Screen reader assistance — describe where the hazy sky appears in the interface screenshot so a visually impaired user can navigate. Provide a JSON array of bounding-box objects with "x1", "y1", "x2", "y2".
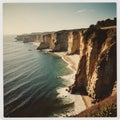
[{"x1": 3, "y1": 3, "x2": 116, "y2": 35}]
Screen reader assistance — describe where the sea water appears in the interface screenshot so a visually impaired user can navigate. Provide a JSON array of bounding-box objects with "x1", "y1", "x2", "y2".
[{"x1": 3, "y1": 35, "x2": 78, "y2": 117}]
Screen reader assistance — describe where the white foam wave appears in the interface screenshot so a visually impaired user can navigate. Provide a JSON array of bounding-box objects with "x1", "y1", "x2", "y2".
[
  {"x1": 60, "y1": 55, "x2": 75, "y2": 73},
  {"x1": 59, "y1": 73, "x2": 75, "y2": 85},
  {"x1": 56, "y1": 87, "x2": 86, "y2": 116}
]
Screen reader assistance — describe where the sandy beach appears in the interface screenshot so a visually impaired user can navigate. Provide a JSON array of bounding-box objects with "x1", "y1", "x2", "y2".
[
  {"x1": 54, "y1": 52, "x2": 79, "y2": 72},
  {"x1": 54, "y1": 52, "x2": 93, "y2": 114}
]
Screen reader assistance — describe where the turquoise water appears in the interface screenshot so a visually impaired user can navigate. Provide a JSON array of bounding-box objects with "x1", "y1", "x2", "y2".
[{"x1": 3, "y1": 35, "x2": 73, "y2": 117}]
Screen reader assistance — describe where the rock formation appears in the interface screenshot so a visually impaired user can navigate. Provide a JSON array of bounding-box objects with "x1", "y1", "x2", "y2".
[
  {"x1": 67, "y1": 29, "x2": 86, "y2": 54},
  {"x1": 37, "y1": 30, "x2": 69, "y2": 52},
  {"x1": 71, "y1": 25, "x2": 116, "y2": 101},
  {"x1": 15, "y1": 34, "x2": 41, "y2": 43},
  {"x1": 37, "y1": 32, "x2": 56, "y2": 50},
  {"x1": 52, "y1": 30, "x2": 69, "y2": 52},
  {"x1": 34, "y1": 34, "x2": 42, "y2": 43}
]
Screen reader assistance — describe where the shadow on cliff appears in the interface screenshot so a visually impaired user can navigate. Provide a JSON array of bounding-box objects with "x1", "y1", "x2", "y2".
[{"x1": 68, "y1": 85, "x2": 88, "y2": 96}]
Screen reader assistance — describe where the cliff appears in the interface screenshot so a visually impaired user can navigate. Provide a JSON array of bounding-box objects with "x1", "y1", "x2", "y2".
[
  {"x1": 37, "y1": 23, "x2": 116, "y2": 102},
  {"x1": 15, "y1": 32, "x2": 52, "y2": 43},
  {"x1": 37, "y1": 29, "x2": 86, "y2": 53},
  {"x1": 15, "y1": 34, "x2": 41, "y2": 43},
  {"x1": 67, "y1": 29, "x2": 86, "y2": 54},
  {"x1": 16, "y1": 29, "x2": 85, "y2": 53},
  {"x1": 16, "y1": 18, "x2": 117, "y2": 103},
  {"x1": 37, "y1": 32, "x2": 55, "y2": 50},
  {"x1": 67, "y1": 30, "x2": 80, "y2": 54},
  {"x1": 37, "y1": 30, "x2": 69, "y2": 51},
  {"x1": 52, "y1": 30, "x2": 69, "y2": 52},
  {"x1": 70, "y1": 25, "x2": 116, "y2": 102}
]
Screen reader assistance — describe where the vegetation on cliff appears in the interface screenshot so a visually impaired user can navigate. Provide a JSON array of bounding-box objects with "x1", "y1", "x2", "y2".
[
  {"x1": 96, "y1": 17, "x2": 116, "y2": 28},
  {"x1": 71, "y1": 94, "x2": 117, "y2": 117}
]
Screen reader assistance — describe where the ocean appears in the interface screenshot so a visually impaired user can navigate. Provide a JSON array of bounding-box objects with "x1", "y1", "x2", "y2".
[
  {"x1": 3, "y1": 35, "x2": 79, "y2": 117},
  {"x1": 3, "y1": 36, "x2": 73, "y2": 117}
]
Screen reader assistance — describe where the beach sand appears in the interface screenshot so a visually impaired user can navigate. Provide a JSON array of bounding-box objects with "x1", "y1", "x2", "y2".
[{"x1": 54, "y1": 52, "x2": 79, "y2": 72}]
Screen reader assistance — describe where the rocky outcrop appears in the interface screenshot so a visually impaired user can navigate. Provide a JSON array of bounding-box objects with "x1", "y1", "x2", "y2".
[
  {"x1": 37, "y1": 30, "x2": 69, "y2": 52},
  {"x1": 15, "y1": 32, "x2": 52, "y2": 43},
  {"x1": 52, "y1": 30, "x2": 69, "y2": 52},
  {"x1": 67, "y1": 30, "x2": 80, "y2": 54},
  {"x1": 15, "y1": 34, "x2": 41, "y2": 43},
  {"x1": 37, "y1": 32, "x2": 56, "y2": 50},
  {"x1": 96, "y1": 17, "x2": 116, "y2": 28},
  {"x1": 71, "y1": 25, "x2": 116, "y2": 101},
  {"x1": 37, "y1": 29, "x2": 86, "y2": 53},
  {"x1": 67, "y1": 29, "x2": 86, "y2": 54},
  {"x1": 34, "y1": 34, "x2": 42, "y2": 43}
]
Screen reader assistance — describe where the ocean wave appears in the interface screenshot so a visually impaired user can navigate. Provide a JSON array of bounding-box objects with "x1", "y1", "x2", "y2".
[
  {"x1": 5, "y1": 79, "x2": 48, "y2": 107},
  {"x1": 4, "y1": 80, "x2": 34, "y2": 97},
  {"x1": 4, "y1": 61, "x2": 43, "y2": 86},
  {"x1": 56, "y1": 87, "x2": 86, "y2": 116},
  {"x1": 4, "y1": 72, "x2": 49, "y2": 98},
  {"x1": 4, "y1": 36, "x2": 77, "y2": 117},
  {"x1": 4, "y1": 81, "x2": 51, "y2": 116},
  {"x1": 4, "y1": 54, "x2": 38, "y2": 70},
  {"x1": 58, "y1": 73, "x2": 75, "y2": 85}
]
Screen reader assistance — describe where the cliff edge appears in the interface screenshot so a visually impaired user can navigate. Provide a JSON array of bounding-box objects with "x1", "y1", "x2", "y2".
[{"x1": 70, "y1": 25, "x2": 116, "y2": 103}]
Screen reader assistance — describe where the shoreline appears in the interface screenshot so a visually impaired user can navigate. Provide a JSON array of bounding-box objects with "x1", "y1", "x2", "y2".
[
  {"x1": 54, "y1": 52, "x2": 78, "y2": 72},
  {"x1": 33, "y1": 43, "x2": 93, "y2": 114},
  {"x1": 54, "y1": 52, "x2": 94, "y2": 110}
]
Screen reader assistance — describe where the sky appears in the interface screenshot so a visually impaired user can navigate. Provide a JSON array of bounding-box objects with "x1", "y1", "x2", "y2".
[{"x1": 3, "y1": 3, "x2": 116, "y2": 35}]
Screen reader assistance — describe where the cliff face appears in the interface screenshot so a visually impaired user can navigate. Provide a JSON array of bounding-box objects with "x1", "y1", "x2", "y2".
[
  {"x1": 38, "y1": 30, "x2": 69, "y2": 52},
  {"x1": 52, "y1": 30, "x2": 69, "y2": 52},
  {"x1": 67, "y1": 31, "x2": 80, "y2": 54},
  {"x1": 38, "y1": 34, "x2": 52, "y2": 50},
  {"x1": 67, "y1": 29, "x2": 86, "y2": 54},
  {"x1": 15, "y1": 32, "x2": 52, "y2": 44},
  {"x1": 37, "y1": 33, "x2": 56, "y2": 50},
  {"x1": 15, "y1": 34, "x2": 41, "y2": 43},
  {"x1": 34, "y1": 34, "x2": 42, "y2": 43},
  {"x1": 71, "y1": 26, "x2": 116, "y2": 100}
]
